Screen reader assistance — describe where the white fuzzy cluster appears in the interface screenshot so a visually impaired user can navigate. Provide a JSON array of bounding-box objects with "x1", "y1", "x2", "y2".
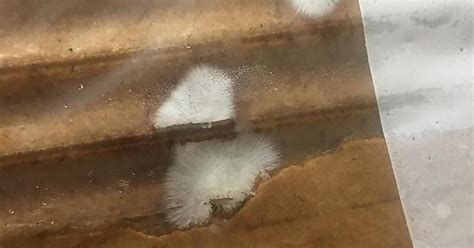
[
  {"x1": 153, "y1": 65, "x2": 235, "y2": 128},
  {"x1": 291, "y1": 0, "x2": 340, "y2": 18},
  {"x1": 164, "y1": 134, "x2": 280, "y2": 228},
  {"x1": 155, "y1": 64, "x2": 281, "y2": 229}
]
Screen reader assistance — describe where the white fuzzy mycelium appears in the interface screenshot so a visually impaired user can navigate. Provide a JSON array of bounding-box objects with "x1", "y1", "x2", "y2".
[
  {"x1": 164, "y1": 134, "x2": 280, "y2": 229},
  {"x1": 153, "y1": 65, "x2": 235, "y2": 128},
  {"x1": 290, "y1": 0, "x2": 340, "y2": 18}
]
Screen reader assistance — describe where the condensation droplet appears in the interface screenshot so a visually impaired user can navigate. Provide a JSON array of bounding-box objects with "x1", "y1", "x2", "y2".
[
  {"x1": 78, "y1": 84, "x2": 84, "y2": 90},
  {"x1": 8, "y1": 209, "x2": 15, "y2": 214},
  {"x1": 436, "y1": 203, "x2": 452, "y2": 218}
]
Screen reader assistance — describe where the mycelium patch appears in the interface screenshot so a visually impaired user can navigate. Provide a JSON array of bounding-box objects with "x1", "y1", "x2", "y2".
[
  {"x1": 290, "y1": 0, "x2": 340, "y2": 18},
  {"x1": 153, "y1": 65, "x2": 235, "y2": 128},
  {"x1": 164, "y1": 134, "x2": 280, "y2": 229}
]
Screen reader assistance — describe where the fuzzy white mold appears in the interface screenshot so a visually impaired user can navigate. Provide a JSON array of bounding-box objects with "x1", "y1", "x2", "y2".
[
  {"x1": 290, "y1": 0, "x2": 340, "y2": 18},
  {"x1": 164, "y1": 134, "x2": 280, "y2": 229},
  {"x1": 153, "y1": 65, "x2": 235, "y2": 128}
]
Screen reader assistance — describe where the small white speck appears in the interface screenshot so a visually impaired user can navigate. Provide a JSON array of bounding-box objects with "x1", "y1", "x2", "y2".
[
  {"x1": 8, "y1": 209, "x2": 15, "y2": 214},
  {"x1": 274, "y1": 87, "x2": 279, "y2": 91},
  {"x1": 64, "y1": 104, "x2": 69, "y2": 108},
  {"x1": 201, "y1": 122, "x2": 213, "y2": 129},
  {"x1": 50, "y1": 220, "x2": 55, "y2": 225},
  {"x1": 78, "y1": 84, "x2": 84, "y2": 90},
  {"x1": 41, "y1": 202, "x2": 47, "y2": 206}
]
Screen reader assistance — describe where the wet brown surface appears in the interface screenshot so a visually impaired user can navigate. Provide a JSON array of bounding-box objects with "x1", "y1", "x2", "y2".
[
  {"x1": 2, "y1": 138, "x2": 412, "y2": 247},
  {"x1": 0, "y1": 0, "x2": 412, "y2": 247},
  {"x1": 0, "y1": 0, "x2": 370, "y2": 164},
  {"x1": 0, "y1": 107, "x2": 382, "y2": 242},
  {"x1": 96, "y1": 138, "x2": 411, "y2": 248}
]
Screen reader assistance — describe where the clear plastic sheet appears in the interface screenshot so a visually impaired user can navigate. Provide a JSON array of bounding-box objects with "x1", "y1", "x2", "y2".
[{"x1": 360, "y1": 0, "x2": 473, "y2": 247}]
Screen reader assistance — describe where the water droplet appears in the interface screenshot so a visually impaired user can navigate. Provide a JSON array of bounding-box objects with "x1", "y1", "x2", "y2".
[
  {"x1": 78, "y1": 84, "x2": 84, "y2": 90},
  {"x1": 186, "y1": 44, "x2": 191, "y2": 49},
  {"x1": 274, "y1": 87, "x2": 279, "y2": 91},
  {"x1": 41, "y1": 202, "x2": 47, "y2": 206},
  {"x1": 117, "y1": 179, "x2": 129, "y2": 189},
  {"x1": 50, "y1": 220, "x2": 55, "y2": 225},
  {"x1": 64, "y1": 104, "x2": 69, "y2": 108},
  {"x1": 8, "y1": 209, "x2": 15, "y2": 214},
  {"x1": 436, "y1": 203, "x2": 452, "y2": 218},
  {"x1": 35, "y1": 185, "x2": 40, "y2": 189}
]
